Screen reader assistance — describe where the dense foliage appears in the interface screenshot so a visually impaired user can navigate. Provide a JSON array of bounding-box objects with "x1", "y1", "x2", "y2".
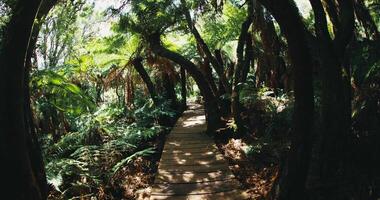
[{"x1": 0, "y1": 0, "x2": 379, "y2": 199}]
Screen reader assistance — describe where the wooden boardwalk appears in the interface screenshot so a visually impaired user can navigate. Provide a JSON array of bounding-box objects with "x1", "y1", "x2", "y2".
[{"x1": 150, "y1": 104, "x2": 248, "y2": 200}]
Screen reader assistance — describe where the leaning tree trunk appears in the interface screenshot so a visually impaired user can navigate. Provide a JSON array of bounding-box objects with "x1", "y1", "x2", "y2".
[
  {"x1": 181, "y1": 0, "x2": 231, "y2": 95},
  {"x1": 147, "y1": 34, "x2": 221, "y2": 131},
  {"x1": 200, "y1": 58, "x2": 220, "y2": 97},
  {"x1": 0, "y1": 0, "x2": 51, "y2": 199},
  {"x1": 132, "y1": 57, "x2": 160, "y2": 106},
  {"x1": 231, "y1": 0, "x2": 253, "y2": 135},
  {"x1": 257, "y1": 1, "x2": 315, "y2": 199}
]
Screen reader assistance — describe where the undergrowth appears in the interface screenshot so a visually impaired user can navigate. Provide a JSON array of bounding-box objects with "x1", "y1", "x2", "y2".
[{"x1": 40, "y1": 100, "x2": 177, "y2": 199}]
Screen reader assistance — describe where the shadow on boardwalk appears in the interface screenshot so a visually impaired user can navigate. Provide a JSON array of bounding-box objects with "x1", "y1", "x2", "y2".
[{"x1": 150, "y1": 103, "x2": 248, "y2": 200}]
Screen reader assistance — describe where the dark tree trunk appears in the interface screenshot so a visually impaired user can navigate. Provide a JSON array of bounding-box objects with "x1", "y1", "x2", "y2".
[
  {"x1": 23, "y1": 2, "x2": 59, "y2": 198},
  {"x1": 181, "y1": 0, "x2": 230, "y2": 95},
  {"x1": 147, "y1": 34, "x2": 221, "y2": 131},
  {"x1": 132, "y1": 57, "x2": 160, "y2": 106},
  {"x1": 214, "y1": 49, "x2": 229, "y2": 94},
  {"x1": 231, "y1": 0, "x2": 254, "y2": 134},
  {"x1": 309, "y1": 0, "x2": 355, "y2": 196},
  {"x1": 257, "y1": 1, "x2": 315, "y2": 199},
  {"x1": 0, "y1": 0, "x2": 50, "y2": 199},
  {"x1": 241, "y1": 33, "x2": 254, "y2": 83},
  {"x1": 162, "y1": 71, "x2": 178, "y2": 110},
  {"x1": 180, "y1": 67, "x2": 187, "y2": 109},
  {"x1": 200, "y1": 58, "x2": 219, "y2": 97}
]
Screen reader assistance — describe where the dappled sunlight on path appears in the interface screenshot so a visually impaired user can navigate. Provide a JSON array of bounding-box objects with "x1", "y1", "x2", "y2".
[{"x1": 150, "y1": 103, "x2": 249, "y2": 200}]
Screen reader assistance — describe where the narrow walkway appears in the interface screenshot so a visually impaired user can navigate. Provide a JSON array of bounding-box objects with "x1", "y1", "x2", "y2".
[{"x1": 150, "y1": 104, "x2": 248, "y2": 200}]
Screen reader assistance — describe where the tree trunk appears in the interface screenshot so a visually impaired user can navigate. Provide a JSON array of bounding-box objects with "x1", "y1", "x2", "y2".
[
  {"x1": 147, "y1": 34, "x2": 221, "y2": 131},
  {"x1": 200, "y1": 58, "x2": 219, "y2": 97},
  {"x1": 257, "y1": 1, "x2": 315, "y2": 199},
  {"x1": 180, "y1": 67, "x2": 187, "y2": 109},
  {"x1": 309, "y1": 0, "x2": 355, "y2": 196},
  {"x1": 0, "y1": 0, "x2": 49, "y2": 199},
  {"x1": 214, "y1": 49, "x2": 229, "y2": 94},
  {"x1": 255, "y1": 3, "x2": 287, "y2": 90},
  {"x1": 132, "y1": 57, "x2": 160, "y2": 106},
  {"x1": 23, "y1": 3, "x2": 59, "y2": 198},
  {"x1": 231, "y1": 1, "x2": 253, "y2": 135},
  {"x1": 241, "y1": 33, "x2": 254, "y2": 83},
  {"x1": 162, "y1": 71, "x2": 178, "y2": 110},
  {"x1": 124, "y1": 76, "x2": 134, "y2": 109},
  {"x1": 181, "y1": 0, "x2": 231, "y2": 95}
]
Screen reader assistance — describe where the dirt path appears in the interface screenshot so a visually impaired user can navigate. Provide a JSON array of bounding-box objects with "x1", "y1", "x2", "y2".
[{"x1": 150, "y1": 104, "x2": 248, "y2": 200}]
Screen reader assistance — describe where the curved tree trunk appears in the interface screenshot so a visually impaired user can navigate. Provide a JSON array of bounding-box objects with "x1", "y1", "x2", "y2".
[
  {"x1": 0, "y1": 0, "x2": 50, "y2": 199},
  {"x1": 132, "y1": 57, "x2": 160, "y2": 106},
  {"x1": 23, "y1": 2, "x2": 59, "y2": 198},
  {"x1": 147, "y1": 34, "x2": 221, "y2": 131},
  {"x1": 181, "y1": 0, "x2": 230, "y2": 95}
]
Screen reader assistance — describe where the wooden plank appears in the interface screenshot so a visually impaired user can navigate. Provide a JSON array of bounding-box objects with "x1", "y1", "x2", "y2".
[
  {"x1": 166, "y1": 135, "x2": 210, "y2": 140},
  {"x1": 151, "y1": 179, "x2": 241, "y2": 196},
  {"x1": 165, "y1": 140, "x2": 213, "y2": 145},
  {"x1": 163, "y1": 145, "x2": 214, "y2": 150},
  {"x1": 168, "y1": 132, "x2": 206, "y2": 135},
  {"x1": 164, "y1": 142, "x2": 216, "y2": 149},
  {"x1": 150, "y1": 189, "x2": 249, "y2": 200},
  {"x1": 160, "y1": 151, "x2": 220, "y2": 158},
  {"x1": 160, "y1": 151, "x2": 223, "y2": 161},
  {"x1": 160, "y1": 153, "x2": 225, "y2": 163},
  {"x1": 165, "y1": 136, "x2": 210, "y2": 140},
  {"x1": 163, "y1": 147, "x2": 218, "y2": 153},
  {"x1": 161, "y1": 151, "x2": 221, "y2": 159},
  {"x1": 157, "y1": 163, "x2": 230, "y2": 173},
  {"x1": 154, "y1": 171, "x2": 235, "y2": 184},
  {"x1": 164, "y1": 139, "x2": 214, "y2": 144},
  {"x1": 159, "y1": 158, "x2": 227, "y2": 167},
  {"x1": 163, "y1": 145, "x2": 217, "y2": 152}
]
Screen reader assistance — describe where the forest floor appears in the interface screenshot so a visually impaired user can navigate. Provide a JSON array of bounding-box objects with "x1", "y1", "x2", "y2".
[{"x1": 214, "y1": 136, "x2": 278, "y2": 199}]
